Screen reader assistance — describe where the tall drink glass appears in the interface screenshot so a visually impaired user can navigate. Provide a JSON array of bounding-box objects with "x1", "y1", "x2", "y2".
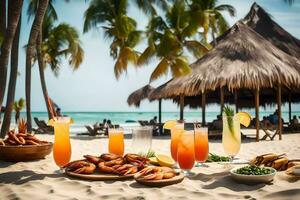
[
  {"x1": 170, "y1": 123, "x2": 184, "y2": 164},
  {"x1": 51, "y1": 117, "x2": 72, "y2": 171},
  {"x1": 222, "y1": 115, "x2": 241, "y2": 162},
  {"x1": 131, "y1": 126, "x2": 152, "y2": 154},
  {"x1": 194, "y1": 127, "x2": 209, "y2": 166},
  {"x1": 177, "y1": 130, "x2": 195, "y2": 176},
  {"x1": 108, "y1": 128, "x2": 124, "y2": 156}
]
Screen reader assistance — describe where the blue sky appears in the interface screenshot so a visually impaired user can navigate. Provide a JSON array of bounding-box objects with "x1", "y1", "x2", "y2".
[{"x1": 5, "y1": 0, "x2": 300, "y2": 112}]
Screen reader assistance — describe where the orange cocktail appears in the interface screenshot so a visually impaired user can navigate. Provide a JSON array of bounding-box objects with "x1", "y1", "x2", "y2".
[
  {"x1": 194, "y1": 127, "x2": 209, "y2": 166},
  {"x1": 108, "y1": 129, "x2": 124, "y2": 156},
  {"x1": 170, "y1": 123, "x2": 184, "y2": 162},
  {"x1": 177, "y1": 130, "x2": 195, "y2": 175},
  {"x1": 51, "y1": 117, "x2": 72, "y2": 169}
]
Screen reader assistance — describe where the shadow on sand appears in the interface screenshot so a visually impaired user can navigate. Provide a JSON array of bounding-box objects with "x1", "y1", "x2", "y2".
[
  {"x1": 0, "y1": 170, "x2": 64, "y2": 185},
  {"x1": 189, "y1": 171, "x2": 269, "y2": 191}
]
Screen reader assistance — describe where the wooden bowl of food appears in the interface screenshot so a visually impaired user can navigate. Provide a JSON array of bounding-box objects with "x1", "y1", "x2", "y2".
[{"x1": 0, "y1": 142, "x2": 53, "y2": 162}]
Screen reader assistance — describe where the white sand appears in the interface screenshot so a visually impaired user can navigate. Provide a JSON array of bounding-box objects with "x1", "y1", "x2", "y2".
[{"x1": 0, "y1": 134, "x2": 300, "y2": 200}]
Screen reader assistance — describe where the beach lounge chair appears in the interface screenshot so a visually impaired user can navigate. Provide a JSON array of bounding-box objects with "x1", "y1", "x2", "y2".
[
  {"x1": 33, "y1": 117, "x2": 54, "y2": 134},
  {"x1": 260, "y1": 122, "x2": 282, "y2": 140},
  {"x1": 84, "y1": 125, "x2": 99, "y2": 136}
]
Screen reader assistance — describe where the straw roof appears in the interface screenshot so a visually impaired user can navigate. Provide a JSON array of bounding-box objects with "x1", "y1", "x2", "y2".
[
  {"x1": 172, "y1": 87, "x2": 300, "y2": 109},
  {"x1": 243, "y1": 3, "x2": 300, "y2": 59},
  {"x1": 127, "y1": 85, "x2": 155, "y2": 107},
  {"x1": 149, "y1": 22, "x2": 300, "y2": 99}
]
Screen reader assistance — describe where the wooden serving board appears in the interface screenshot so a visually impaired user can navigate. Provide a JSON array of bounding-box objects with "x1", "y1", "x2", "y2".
[
  {"x1": 134, "y1": 173, "x2": 184, "y2": 187},
  {"x1": 65, "y1": 169, "x2": 134, "y2": 181}
]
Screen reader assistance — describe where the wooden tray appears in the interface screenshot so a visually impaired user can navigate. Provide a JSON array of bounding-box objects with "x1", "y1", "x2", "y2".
[
  {"x1": 0, "y1": 143, "x2": 53, "y2": 162},
  {"x1": 134, "y1": 173, "x2": 184, "y2": 187},
  {"x1": 65, "y1": 168, "x2": 134, "y2": 181}
]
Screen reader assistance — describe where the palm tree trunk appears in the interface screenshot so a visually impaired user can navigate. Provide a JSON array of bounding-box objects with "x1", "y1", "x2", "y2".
[
  {"x1": 0, "y1": 13, "x2": 21, "y2": 138},
  {"x1": 0, "y1": 0, "x2": 6, "y2": 40},
  {"x1": 36, "y1": 31, "x2": 55, "y2": 120},
  {"x1": 0, "y1": 0, "x2": 23, "y2": 111},
  {"x1": 25, "y1": 0, "x2": 49, "y2": 132}
]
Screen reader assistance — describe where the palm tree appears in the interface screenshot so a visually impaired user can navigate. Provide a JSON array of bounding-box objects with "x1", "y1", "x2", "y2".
[
  {"x1": 83, "y1": 0, "x2": 141, "y2": 79},
  {"x1": 188, "y1": 0, "x2": 236, "y2": 44},
  {"x1": 13, "y1": 98, "x2": 25, "y2": 124},
  {"x1": 0, "y1": 3, "x2": 22, "y2": 137},
  {"x1": 25, "y1": 0, "x2": 49, "y2": 133},
  {"x1": 138, "y1": 0, "x2": 209, "y2": 81},
  {"x1": 0, "y1": 0, "x2": 23, "y2": 117},
  {"x1": 28, "y1": 0, "x2": 84, "y2": 120}
]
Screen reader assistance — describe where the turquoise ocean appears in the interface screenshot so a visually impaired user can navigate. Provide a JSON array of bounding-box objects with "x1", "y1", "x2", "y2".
[{"x1": 12, "y1": 111, "x2": 300, "y2": 134}]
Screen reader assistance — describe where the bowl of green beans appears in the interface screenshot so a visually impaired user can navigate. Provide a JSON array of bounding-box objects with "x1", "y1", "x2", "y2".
[{"x1": 230, "y1": 165, "x2": 276, "y2": 184}]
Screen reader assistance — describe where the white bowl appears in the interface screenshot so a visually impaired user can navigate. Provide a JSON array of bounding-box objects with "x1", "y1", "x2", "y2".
[{"x1": 230, "y1": 166, "x2": 276, "y2": 184}]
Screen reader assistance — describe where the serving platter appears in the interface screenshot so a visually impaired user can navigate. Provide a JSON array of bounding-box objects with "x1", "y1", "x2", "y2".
[
  {"x1": 65, "y1": 168, "x2": 134, "y2": 181},
  {"x1": 134, "y1": 172, "x2": 184, "y2": 187}
]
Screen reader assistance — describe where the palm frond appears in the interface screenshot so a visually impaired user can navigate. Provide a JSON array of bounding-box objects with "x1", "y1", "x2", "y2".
[
  {"x1": 170, "y1": 57, "x2": 191, "y2": 77},
  {"x1": 133, "y1": 0, "x2": 157, "y2": 16},
  {"x1": 27, "y1": 0, "x2": 57, "y2": 22},
  {"x1": 184, "y1": 40, "x2": 209, "y2": 58},
  {"x1": 150, "y1": 58, "x2": 169, "y2": 82},
  {"x1": 126, "y1": 30, "x2": 142, "y2": 47},
  {"x1": 215, "y1": 4, "x2": 236, "y2": 17},
  {"x1": 114, "y1": 46, "x2": 138, "y2": 79},
  {"x1": 137, "y1": 44, "x2": 156, "y2": 66}
]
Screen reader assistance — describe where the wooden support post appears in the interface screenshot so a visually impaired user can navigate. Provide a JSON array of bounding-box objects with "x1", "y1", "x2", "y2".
[
  {"x1": 288, "y1": 92, "x2": 292, "y2": 123},
  {"x1": 201, "y1": 91, "x2": 206, "y2": 126},
  {"x1": 234, "y1": 90, "x2": 238, "y2": 113},
  {"x1": 255, "y1": 88, "x2": 260, "y2": 142},
  {"x1": 220, "y1": 87, "x2": 224, "y2": 114},
  {"x1": 158, "y1": 99, "x2": 162, "y2": 135},
  {"x1": 277, "y1": 85, "x2": 282, "y2": 140},
  {"x1": 180, "y1": 95, "x2": 184, "y2": 121}
]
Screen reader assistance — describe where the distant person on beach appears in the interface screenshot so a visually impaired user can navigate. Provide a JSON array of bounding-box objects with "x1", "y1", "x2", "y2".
[
  {"x1": 262, "y1": 116, "x2": 272, "y2": 128},
  {"x1": 102, "y1": 119, "x2": 107, "y2": 126},
  {"x1": 212, "y1": 115, "x2": 222, "y2": 129},
  {"x1": 150, "y1": 116, "x2": 157, "y2": 124},
  {"x1": 292, "y1": 115, "x2": 299, "y2": 125},
  {"x1": 56, "y1": 108, "x2": 62, "y2": 117},
  {"x1": 107, "y1": 120, "x2": 112, "y2": 127}
]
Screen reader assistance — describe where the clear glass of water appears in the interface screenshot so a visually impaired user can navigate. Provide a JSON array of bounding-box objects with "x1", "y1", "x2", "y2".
[{"x1": 131, "y1": 126, "x2": 153, "y2": 154}]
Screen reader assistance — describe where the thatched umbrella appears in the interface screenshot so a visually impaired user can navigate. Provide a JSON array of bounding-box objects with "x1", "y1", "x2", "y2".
[
  {"x1": 150, "y1": 22, "x2": 300, "y2": 141},
  {"x1": 127, "y1": 85, "x2": 155, "y2": 107},
  {"x1": 127, "y1": 85, "x2": 163, "y2": 134}
]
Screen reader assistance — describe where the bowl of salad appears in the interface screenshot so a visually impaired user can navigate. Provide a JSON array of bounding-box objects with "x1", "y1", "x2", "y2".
[{"x1": 230, "y1": 165, "x2": 276, "y2": 184}]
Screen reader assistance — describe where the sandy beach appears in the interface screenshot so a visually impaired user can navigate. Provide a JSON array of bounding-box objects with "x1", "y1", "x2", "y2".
[{"x1": 0, "y1": 134, "x2": 299, "y2": 200}]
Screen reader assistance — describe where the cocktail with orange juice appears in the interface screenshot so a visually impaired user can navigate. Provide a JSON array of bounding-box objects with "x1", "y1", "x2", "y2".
[
  {"x1": 194, "y1": 126, "x2": 209, "y2": 166},
  {"x1": 170, "y1": 123, "x2": 184, "y2": 163},
  {"x1": 108, "y1": 128, "x2": 124, "y2": 156},
  {"x1": 48, "y1": 117, "x2": 73, "y2": 171},
  {"x1": 177, "y1": 130, "x2": 195, "y2": 176}
]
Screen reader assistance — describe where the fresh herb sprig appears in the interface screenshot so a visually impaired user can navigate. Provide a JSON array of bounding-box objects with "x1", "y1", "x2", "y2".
[
  {"x1": 138, "y1": 150, "x2": 156, "y2": 158},
  {"x1": 206, "y1": 153, "x2": 230, "y2": 162},
  {"x1": 235, "y1": 166, "x2": 274, "y2": 175}
]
